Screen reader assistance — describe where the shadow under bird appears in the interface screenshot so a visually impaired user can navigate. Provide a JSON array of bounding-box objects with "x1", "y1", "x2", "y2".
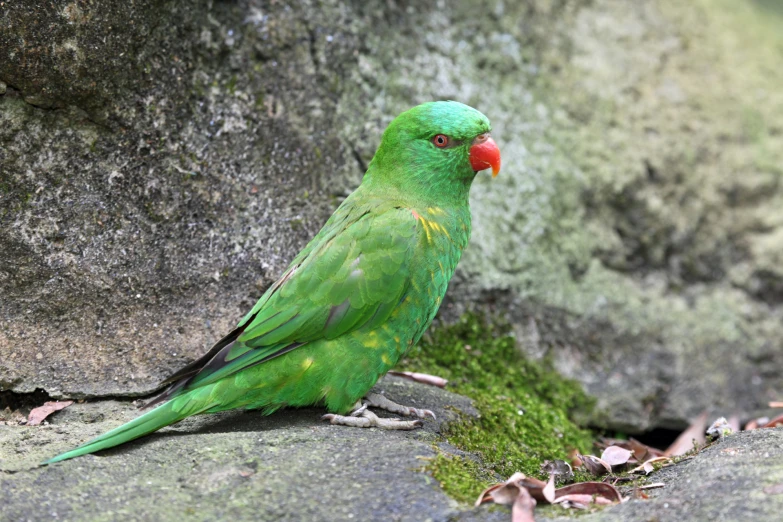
[{"x1": 45, "y1": 100, "x2": 501, "y2": 464}]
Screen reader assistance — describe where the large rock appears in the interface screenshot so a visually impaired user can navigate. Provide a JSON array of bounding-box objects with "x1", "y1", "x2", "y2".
[
  {"x1": 2, "y1": 0, "x2": 782, "y2": 432},
  {"x1": 0, "y1": 376, "x2": 474, "y2": 521},
  {"x1": 458, "y1": 427, "x2": 783, "y2": 522},
  {"x1": 3, "y1": 379, "x2": 782, "y2": 522}
]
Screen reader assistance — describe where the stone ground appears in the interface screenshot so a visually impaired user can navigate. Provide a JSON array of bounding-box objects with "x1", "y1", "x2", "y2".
[
  {"x1": 0, "y1": 376, "x2": 473, "y2": 522},
  {"x1": 3, "y1": 0, "x2": 783, "y2": 435},
  {"x1": 3, "y1": 1, "x2": 783, "y2": 520},
  {"x1": 3, "y1": 376, "x2": 782, "y2": 522}
]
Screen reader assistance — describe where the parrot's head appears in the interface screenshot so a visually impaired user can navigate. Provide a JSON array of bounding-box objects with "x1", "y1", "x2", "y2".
[{"x1": 366, "y1": 101, "x2": 501, "y2": 203}]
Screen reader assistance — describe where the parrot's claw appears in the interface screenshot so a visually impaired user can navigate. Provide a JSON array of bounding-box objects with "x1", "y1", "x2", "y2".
[
  {"x1": 321, "y1": 393, "x2": 435, "y2": 430},
  {"x1": 322, "y1": 409, "x2": 423, "y2": 430},
  {"x1": 363, "y1": 393, "x2": 436, "y2": 420},
  {"x1": 350, "y1": 402, "x2": 368, "y2": 417}
]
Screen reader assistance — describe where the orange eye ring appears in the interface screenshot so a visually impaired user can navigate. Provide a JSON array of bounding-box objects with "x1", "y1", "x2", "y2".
[{"x1": 432, "y1": 134, "x2": 449, "y2": 148}]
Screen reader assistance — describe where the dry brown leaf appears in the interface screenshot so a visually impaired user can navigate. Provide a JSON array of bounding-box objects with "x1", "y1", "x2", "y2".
[
  {"x1": 761, "y1": 414, "x2": 783, "y2": 428},
  {"x1": 577, "y1": 454, "x2": 612, "y2": 476},
  {"x1": 601, "y1": 446, "x2": 633, "y2": 468},
  {"x1": 511, "y1": 487, "x2": 537, "y2": 522},
  {"x1": 478, "y1": 472, "x2": 623, "y2": 516},
  {"x1": 665, "y1": 412, "x2": 708, "y2": 456},
  {"x1": 475, "y1": 473, "x2": 539, "y2": 520},
  {"x1": 554, "y1": 494, "x2": 614, "y2": 506},
  {"x1": 554, "y1": 481, "x2": 623, "y2": 504},
  {"x1": 745, "y1": 417, "x2": 767, "y2": 430},
  {"x1": 490, "y1": 475, "x2": 527, "y2": 505},
  {"x1": 27, "y1": 401, "x2": 73, "y2": 426},
  {"x1": 386, "y1": 371, "x2": 447, "y2": 388},
  {"x1": 629, "y1": 456, "x2": 671, "y2": 474},
  {"x1": 476, "y1": 472, "x2": 528, "y2": 506},
  {"x1": 517, "y1": 476, "x2": 552, "y2": 504},
  {"x1": 542, "y1": 474, "x2": 556, "y2": 504},
  {"x1": 475, "y1": 484, "x2": 504, "y2": 506},
  {"x1": 598, "y1": 437, "x2": 665, "y2": 462}
]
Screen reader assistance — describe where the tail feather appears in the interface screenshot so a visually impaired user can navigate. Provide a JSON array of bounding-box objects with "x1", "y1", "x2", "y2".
[{"x1": 43, "y1": 396, "x2": 215, "y2": 465}]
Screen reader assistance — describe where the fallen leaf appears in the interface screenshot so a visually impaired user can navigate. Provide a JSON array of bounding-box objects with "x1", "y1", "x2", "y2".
[
  {"x1": 601, "y1": 446, "x2": 633, "y2": 468},
  {"x1": 511, "y1": 487, "x2": 537, "y2": 522},
  {"x1": 577, "y1": 454, "x2": 612, "y2": 476},
  {"x1": 554, "y1": 481, "x2": 623, "y2": 504},
  {"x1": 490, "y1": 475, "x2": 527, "y2": 505},
  {"x1": 761, "y1": 414, "x2": 783, "y2": 428},
  {"x1": 629, "y1": 456, "x2": 672, "y2": 475},
  {"x1": 517, "y1": 476, "x2": 552, "y2": 504},
  {"x1": 387, "y1": 371, "x2": 447, "y2": 388},
  {"x1": 27, "y1": 401, "x2": 73, "y2": 426},
  {"x1": 555, "y1": 499, "x2": 589, "y2": 510},
  {"x1": 476, "y1": 472, "x2": 529, "y2": 506},
  {"x1": 745, "y1": 417, "x2": 767, "y2": 430},
  {"x1": 477, "y1": 473, "x2": 622, "y2": 516},
  {"x1": 553, "y1": 494, "x2": 614, "y2": 506},
  {"x1": 542, "y1": 474, "x2": 556, "y2": 504},
  {"x1": 665, "y1": 412, "x2": 708, "y2": 456},
  {"x1": 475, "y1": 483, "x2": 504, "y2": 506},
  {"x1": 598, "y1": 437, "x2": 666, "y2": 462}
]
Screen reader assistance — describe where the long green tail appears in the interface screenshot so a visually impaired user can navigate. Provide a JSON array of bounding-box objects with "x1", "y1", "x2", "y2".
[{"x1": 43, "y1": 393, "x2": 214, "y2": 465}]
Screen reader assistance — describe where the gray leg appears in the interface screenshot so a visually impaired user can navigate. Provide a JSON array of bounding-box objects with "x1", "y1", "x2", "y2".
[
  {"x1": 363, "y1": 393, "x2": 436, "y2": 420},
  {"x1": 321, "y1": 394, "x2": 434, "y2": 430},
  {"x1": 322, "y1": 409, "x2": 424, "y2": 430}
]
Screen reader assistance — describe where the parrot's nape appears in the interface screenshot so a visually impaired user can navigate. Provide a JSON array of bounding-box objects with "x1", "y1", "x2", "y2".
[{"x1": 44, "y1": 101, "x2": 501, "y2": 464}]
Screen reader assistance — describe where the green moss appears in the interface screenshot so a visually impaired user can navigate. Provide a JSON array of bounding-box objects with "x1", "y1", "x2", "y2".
[
  {"x1": 427, "y1": 454, "x2": 497, "y2": 504},
  {"x1": 227, "y1": 75, "x2": 238, "y2": 95},
  {"x1": 403, "y1": 314, "x2": 595, "y2": 503}
]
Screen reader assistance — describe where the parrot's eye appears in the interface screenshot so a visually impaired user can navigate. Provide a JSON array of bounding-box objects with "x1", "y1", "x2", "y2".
[{"x1": 432, "y1": 134, "x2": 449, "y2": 148}]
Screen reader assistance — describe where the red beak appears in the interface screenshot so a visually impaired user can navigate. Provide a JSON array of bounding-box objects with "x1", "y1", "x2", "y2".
[{"x1": 469, "y1": 133, "x2": 501, "y2": 177}]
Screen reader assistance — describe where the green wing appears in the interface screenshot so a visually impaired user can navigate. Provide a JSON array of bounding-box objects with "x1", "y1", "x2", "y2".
[{"x1": 149, "y1": 204, "x2": 419, "y2": 403}]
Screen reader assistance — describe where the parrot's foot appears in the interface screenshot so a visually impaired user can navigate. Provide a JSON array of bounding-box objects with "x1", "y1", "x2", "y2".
[
  {"x1": 321, "y1": 393, "x2": 435, "y2": 430},
  {"x1": 322, "y1": 409, "x2": 423, "y2": 430},
  {"x1": 363, "y1": 393, "x2": 436, "y2": 420}
]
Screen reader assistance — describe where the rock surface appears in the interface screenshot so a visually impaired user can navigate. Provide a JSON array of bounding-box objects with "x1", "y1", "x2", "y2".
[
  {"x1": 3, "y1": 376, "x2": 782, "y2": 522},
  {"x1": 2, "y1": 0, "x2": 782, "y2": 434},
  {"x1": 458, "y1": 427, "x2": 783, "y2": 522},
  {"x1": 0, "y1": 376, "x2": 475, "y2": 521}
]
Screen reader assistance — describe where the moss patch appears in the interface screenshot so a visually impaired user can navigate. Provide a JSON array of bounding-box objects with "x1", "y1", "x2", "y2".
[{"x1": 403, "y1": 314, "x2": 595, "y2": 504}]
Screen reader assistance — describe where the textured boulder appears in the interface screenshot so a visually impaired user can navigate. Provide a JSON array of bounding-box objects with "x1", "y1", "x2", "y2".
[
  {"x1": 0, "y1": 376, "x2": 474, "y2": 521},
  {"x1": 2, "y1": 0, "x2": 782, "y2": 433},
  {"x1": 458, "y1": 427, "x2": 783, "y2": 522}
]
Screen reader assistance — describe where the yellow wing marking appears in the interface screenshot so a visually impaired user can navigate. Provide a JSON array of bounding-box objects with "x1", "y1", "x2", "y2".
[{"x1": 419, "y1": 218, "x2": 433, "y2": 243}]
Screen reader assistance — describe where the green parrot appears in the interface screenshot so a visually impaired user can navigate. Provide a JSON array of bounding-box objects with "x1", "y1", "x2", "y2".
[{"x1": 45, "y1": 101, "x2": 501, "y2": 464}]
